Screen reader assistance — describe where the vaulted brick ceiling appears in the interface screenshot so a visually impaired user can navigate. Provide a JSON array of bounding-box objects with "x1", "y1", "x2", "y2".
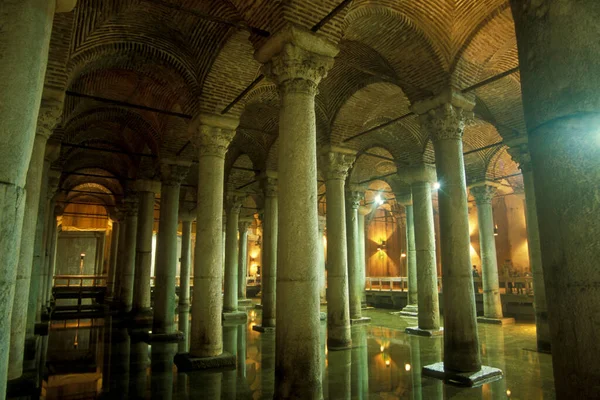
[{"x1": 47, "y1": 0, "x2": 524, "y2": 210}]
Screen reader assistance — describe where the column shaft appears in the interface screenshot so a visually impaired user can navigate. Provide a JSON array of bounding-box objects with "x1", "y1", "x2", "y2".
[
  {"x1": 118, "y1": 201, "x2": 138, "y2": 312},
  {"x1": 405, "y1": 204, "x2": 418, "y2": 308},
  {"x1": 357, "y1": 208, "x2": 369, "y2": 307},
  {"x1": 178, "y1": 220, "x2": 192, "y2": 352},
  {"x1": 0, "y1": 1, "x2": 57, "y2": 394},
  {"x1": 261, "y1": 186, "x2": 277, "y2": 328},
  {"x1": 9, "y1": 133, "x2": 51, "y2": 379},
  {"x1": 42, "y1": 212, "x2": 59, "y2": 309},
  {"x1": 223, "y1": 199, "x2": 242, "y2": 312},
  {"x1": 106, "y1": 220, "x2": 121, "y2": 301},
  {"x1": 472, "y1": 186, "x2": 503, "y2": 319},
  {"x1": 346, "y1": 191, "x2": 362, "y2": 319},
  {"x1": 237, "y1": 222, "x2": 250, "y2": 301},
  {"x1": 153, "y1": 164, "x2": 187, "y2": 335},
  {"x1": 133, "y1": 189, "x2": 156, "y2": 314},
  {"x1": 318, "y1": 216, "x2": 326, "y2": 304},
  {"x1": 412, "y1": 182, "x2": 440, "y2": 330}
]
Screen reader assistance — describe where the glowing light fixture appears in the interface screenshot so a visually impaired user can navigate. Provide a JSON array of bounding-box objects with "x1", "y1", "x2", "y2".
[
  {"x1": 494, "y1": 225, "x2": 499, "y2": 236},
  {"x1": 385, "y1": 359, "x2": 391, "y2": 367},
  {"x1": 400, "y1": 251, "x2": 407, "y2": 258},
  {"x1": 380, "y1": 345, "x2": 385, "y2": 353},
  {"x1": 506, "y1": 389, "x2": 511, "y2": 397},
  {"x1": 375, "y1": 194, "x2": 384, "y2": 205},
  {"x1": 433, "y1": 182, "x2": 440, "y2": 190},
  {"x1": 405, "y1": 363, "x2": 411, "y2": 371}
]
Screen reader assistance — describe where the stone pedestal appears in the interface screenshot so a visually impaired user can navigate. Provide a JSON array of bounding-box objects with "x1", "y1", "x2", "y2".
[
  {"x1": 255, "y1": 172, "x2": 277, "y2": 331},
  {"x1": 189, "y1": 113, "x2": 236, "y2": 360},
  {"x1": 321, "y1": 147, "x2": 355, "y2": 350},
  {"x1": 414, "y1": 91, "x2": 484, "y2": 375},
  {"x1": 470, "y1": 182, "x2": 504, "y2": 320},
  {"x1": 152, "y1": 161, "x2": 189, "y2": 336},
  {"x1": 0, "y1": 1, "x2": 58, "y2": 395},
  {"x1": 511, "y1": 5, "x2": 600, "y2": 395},
  {"x1": 9, "y1": 114, "x2": 59, "y2": 381},
  {"x1": 255, "y1": 25, "x2": 338, "y2": 398},
  {"x1": 132, "y1": 180, "x2": 160, "y2": 318},
  {"x1": 405, "y1": 326, "x2": 444, "y2": 337},
  {"x1": 422, "y1": 362, "x2": 503, "y2": 387}
]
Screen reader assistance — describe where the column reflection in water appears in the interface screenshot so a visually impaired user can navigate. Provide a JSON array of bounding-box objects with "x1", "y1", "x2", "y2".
[
  {"x1": 351, "y1": 326, "x2": 369, "y2": 399},
  {"x1": 150, "y1": 342, "x2": 177, "y2": 400},
  {"x1": 108, "y1": 324, "x2": 131, "y2": 398},
  {"x1": 260, "y1": 330, "x2": 275, "y2": 398},
  {"x1": 327, "y1": 347, "x2": 351, "y2": 399},
  {"x1": 420, "y1": 337, "x2": 443, "y2": 400},
  {"x1": 407, "y1": 334, "x2": 422, "y2": 400},
  {"x1": 222, "y1": 325, "x2": 238, "y2": 398},
  {"x1": 482, "y1": 326, "x2": 508, "y2": 400},
  {"x1": 237, "y1": 323, "x2": 249, "y2": 395},
  {"x1": 320, "y1": 321, "x2": 328, "y2": 398},
  {"x1": 129, "y1": 339, "x2": 149, "y2": 399}
]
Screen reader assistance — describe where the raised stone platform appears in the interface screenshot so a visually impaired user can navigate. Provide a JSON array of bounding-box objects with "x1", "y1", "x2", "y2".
[
  {"x1": 422, "y1": 362, "x2": 503, "y2": 387},
  {"x1": 174, "y1": 352, "x2": 236, "y2": 371},
  {"x1": 477, "y1": 317, "x2": 515, "y2": 325},
  {"x1": 252, "y1": 324, "x2": 275, "y2": 333},
  {"x1": 351, "y1": 316, "x2": 371, "y2": 325},
  {"x1": 405, "y1": 326, "x2": 444, "y2": 337},
  {"x1": 222, "y1": 310, "x2": 248, "y2": 322}
]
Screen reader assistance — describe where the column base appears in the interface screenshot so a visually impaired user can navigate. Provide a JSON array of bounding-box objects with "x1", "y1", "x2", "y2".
[
  {"x1": 350, "y1": 317, "x2": 371, "y2": 325},
  {"x1": 327, "y1": 338, "x2": 352, "y2": 351},
  {"x1": 174, "y1": 352, "x2": 236, "y2": 372},
  {"x1": 400, "y1": 304, "x2": 419, "y2": 317},
  {"x1": 422, "y1": 362, "x2": 503, "y2": 387},
  {"x1": 391, "y1": 310, "x2": 418, "y2": 318},
  {"x1": 477, "y1": 317, "x2": 515, "y2": 325},
  {"x1": 252, "y1": 325, "x2": 275, "y2": 333},
  {"x1": 238, "y1": 298, "x2": 253, "y2": 305},
  {"x1": 536, "y1": 340, "x2": 552, "y2": 354},
  {"x1": 144, "y1": 331, "x2": 185, "y2": 343},
  {"x1": 405, "y1": 326, "x2": 444, "y2": 337},
  {"x1": 320, "y1": 312, "x2": 326, "y2": 321},
  {"x1": 222, "y1": 310, "x2": 248, "y2": 322}
]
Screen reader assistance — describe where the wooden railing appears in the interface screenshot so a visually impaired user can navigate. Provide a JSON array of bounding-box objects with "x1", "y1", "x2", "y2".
[
  {"x1": 365, "y1": 276, "x2": 534, "y2": 295},
  {"x1": 148, "y1": 276, "x2": 261, "y2": 288},
  {"x1": 53, "y1": 275, "x2": 107, "y2": 287}
]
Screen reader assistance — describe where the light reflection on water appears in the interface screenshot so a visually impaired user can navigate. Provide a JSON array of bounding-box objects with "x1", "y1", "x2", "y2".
[{"x1": 38, "y1": 308, "x2": 554, "y2": 399}]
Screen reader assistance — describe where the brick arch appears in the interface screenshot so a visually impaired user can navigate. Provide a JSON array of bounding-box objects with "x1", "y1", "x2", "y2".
[
  {"x1": 349, "y1": 146, "x2": 397, "y2": 185},
  {"x1": 225, "y1": 153, "x2": 256, "y2": 193}
]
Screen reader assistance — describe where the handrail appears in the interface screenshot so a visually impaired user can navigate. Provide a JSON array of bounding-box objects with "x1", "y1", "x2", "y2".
[
  {"x1": 53, "y1": 275, "x2": 108, "y2": 288},
  {"x1": 365, "y1": 276, "x2": 534, "y2": 295}
]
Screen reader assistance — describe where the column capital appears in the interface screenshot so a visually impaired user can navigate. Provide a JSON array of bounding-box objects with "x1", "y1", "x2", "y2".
[
  {"x1": 259, "y1": 171, "x2": 278, "y2": 198},
  {"x1": 36, "y1": 99, "x2": 64, "y2": 140},
  {"x1": 345, "y1": 189, "x2": 363, "y2": 210},
  {"x1": 160, "y1": 159, "x2": 191, "y2": 185},
  {"x1": 412, "y1": 88, "x2": 474, "y2": 143},
  {"x1": 318, "y1": 214, "x2": 327, "y2": 233},
  {"x1": 179, "y1": 209, "x2": 196, "y2": 222},
  {"x1": 319, "y1": 147, "x2": 356, "y2": 181},
  {"x1": 226, "y1": 192, "x2": 245, "y2": 213},
  {"x1": 403, "y1": 163, "x2": 438, "y2": 185},
  {"x1": 255, "y1": 25, "x2": 339, "y2": 93},
  {"x1": 504, "y1": 133, "x2": 533, "y2": 173},
  {"x1": 47, "y1": 169, "x2": 61, "y2": 199},
  {"x1": 189, "y1": 113, "x2": 238, "y2": 159},
  {"x1": 122, "y1": 197, "x2": 139, "y2": 216},
  {"x1": 469, "y1": 182, "x2": 500, "y2": 205},
  {"x1": 134, "y1": 179, "x2": 161, "y2": 194},
  {"x1": 239, "y1": 218, "x2": 253, "y2": 232},
  {"x1": 44, "y1": 139, "x2": 62, "y2": 164}
]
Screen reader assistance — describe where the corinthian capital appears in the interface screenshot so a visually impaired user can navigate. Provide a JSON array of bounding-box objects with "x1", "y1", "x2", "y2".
[
  {"x1": 320, "y1": 147, "x2": 356, "y2": 181},
  {"x1": 259, "y1": 171, "x2": 278, "y2": 198},
  {"x1": 255, "y1": 25, "x2": 338, "y2": 94},
  {"x1": 469, "y1": 182, "x2": 499, "y2": 205},
  {"x1": 189, "y1": 113, "x2": 238, "y2": 159},
  {"x1": 37, "y1": 99, "x2": 64, "y2": 140},
  {"x1": 506, "y1": 143, "x2": 532, "y2": 173},
  {"x1": 160, "y1": 159, "x2": 191, "y2": 186},
  {"x1": 345, "y1": 188, "x2": 363, "y2": 210}
]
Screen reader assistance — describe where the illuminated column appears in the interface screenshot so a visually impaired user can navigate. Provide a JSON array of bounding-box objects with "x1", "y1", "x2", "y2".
[
  {"x1": 253, "y1": 172, "x2": 277, "y2": 332},
  {"x1": 223, "y1": 193, "x2": 246, "y2": 320},
  {"x1": 132, "y1": 180, "x2": 160, "y2": 318},
  {"x1": 318, "y1": 215, "x2": 326, "y2": 304},
  {"x1": 178, "y1": 212, "x2": 194, "y2": 353},
  {"x1": 237, "y1": 218, "x2": 252, "y2": 305},
  {"x1": 396, "y1": 190, "x2": 418, "y2": 315},
  {"x1": 506, "y1": 141, "x2": 550, "y2": 352},
  {"x1": 404, "y1": 164, "x2": 442, "y2": 336},
  {"x1": 255, "y1": 26, "x2": 337, "y2": 397},
  {"x1": 511, "y1": 4, "x2": 600, "y2": 393},
  {"x1": 9, "y1": 107, "x2": 61, "y2": 381},
  {"x1": 106, "y1": 213, "x2": 123, "y2": 303},
  {"x1": 357, "y1": 205, "x2": 370, "y2": 307},
  {"x1": 152, "y1": 160, "x2": 190, "y2": 338},
  {"x1": 414, "y1": 90, "x2": 501, "y2": 383},
  {"x1": 470, "y1": 182, "x2": 513, "y2": 324},
  {"x1": 321, "y1": 147, "x2": 355, "y2": 349},
  {"x1": 182, "y1": 113, "x2": 236, "y2": 368},
  {"x1": 346, "y1": 188, "x2": 369, "y2": 323},
  {"x1": 117, "y1": 197, "x2": 139, "y2": 312}
]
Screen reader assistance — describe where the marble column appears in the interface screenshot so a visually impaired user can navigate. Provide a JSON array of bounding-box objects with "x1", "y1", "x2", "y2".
[
  {"x1": 42, "y1": 207, "x2": 61, "y2": 311},
  {"x1": 153, "y1": 160, "x2": 189, "y2": 337},
  {"x1": 506, "y1": 142, "x2": 550, "y2": 352},
  {"x1": 470, "y1": 183, "x2": 510, "y2": 323},
  {"x1": 9, "y1": 112, "x2": 61, "y2": 381},
  {"x1": 118, "y1": 197, "x2": 139, "y2": 312},
  {"x1": 414, "y1": 92, "x2": 500, "y2": 382},
  {"x1": 187, "y1": 113, "x2": 236, "y2": 363},
  {"x1": 0, "y1": 0, "x2": 63, "y2": 393},
  {"x1": 357, "y1": 205, "x2": 370, "y2": 307},
  {"x1": 318, "y1": 215, "x2": 327, "y2": 305},
  {"x1": 39, "y1": 169, "x2": 61, "y2": 313},
  {"x1": 345, "y1": 189, "x2": 368, "y2": 323},
  {"x1": 132, "y1": 180, "x2": 160, "y2": 318},
  {"x1": 105, "y1": 216, "x2": 122, "y2": 302},
  {"x1": 397, "y1": 191, "x2": 418, "y2": 315},
  {"x1": 255, "y1": 26, "x2": 338, "y2": 397},
  {"x1": 321, "y1": 147, "x2": 355, "y2": 350},
  {"x1": 178, "y1": 213, "x2": 194, "y2": 353},
  {"x1": 405, "y1": 166, "x2": 442, "y2": 336},
  {"x1": 223, "y1": 193, "x2": 246, "y2": 319},
  {"x1": 254, "y1": 172, "x2": 278, "y2": 332},
  {"x1": 237, "y1": 218, "x2": 252, "y2": 305}
]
